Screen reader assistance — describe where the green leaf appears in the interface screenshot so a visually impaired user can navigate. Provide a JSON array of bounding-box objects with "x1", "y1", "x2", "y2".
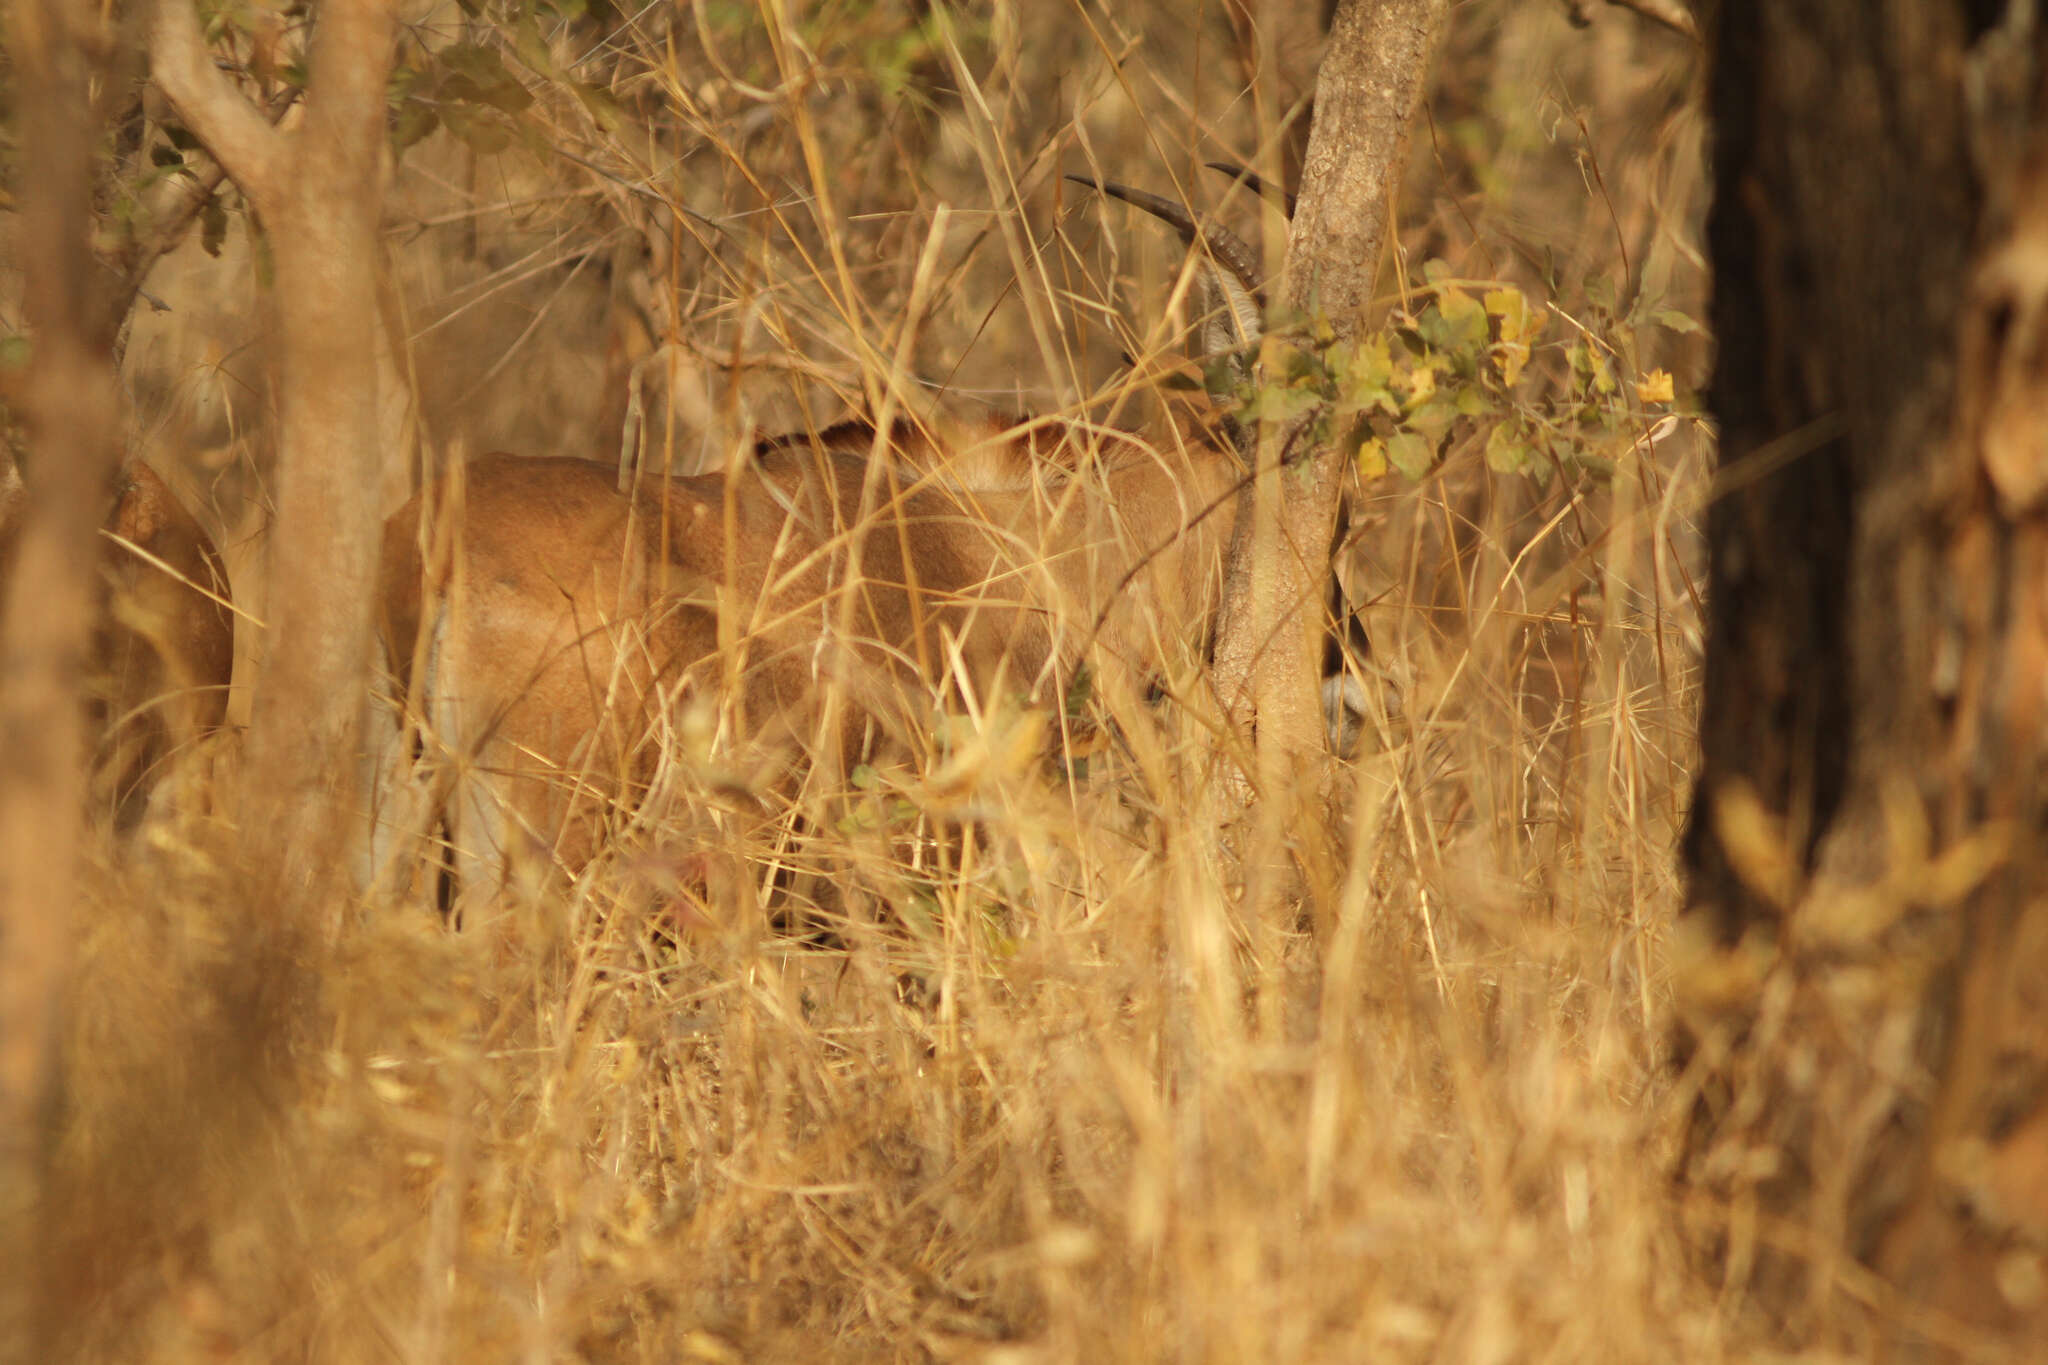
[
  {"x1": 249, "y1": 215, "x2": 274, "y2": 290},
  {"x1": 1249, "y1": 380, "x2": 1321, "y2": 425},
  {"x1": 1331, "y1": 335, "x2": 1397, "y2": 417},
  {"x1": 1569, "y1": 451, "x2": 1618, "y2": 480},
  {"x1": 438, "y1": 42, "x2": 535, "y2": 112},
  {"x1": 1439, "y1": 286, "x2": 1489, "y2": 348},
  {"x1": 1386, "y1": 431, "x2": 1433, "y2": 481},
  {"x1": 1262, "y1": 335, "x2": 1317, "y2": 384},
  {"x1": 0, "y1": 335, "x2": 32, "y2": 369},
  {"x1": 392, "y1": 101, "x2": 440, "y2": 151},
  {"x1": 1569, "y1": 341, "x2": 1617, "y2": 397},
  {"x1": 571, "y1": 80, "x2": 624, "y2": 134},
  {"x1": 1484, "y1": 420, "x2": 1533, "y2": 474},
  {"x1": 1063, "y1": 663, "x2": 1094, "y2": 721},
  {"x1": 1202, "y1": 354, "x2": 1248, "y2": 403},
  {"x1": 511, "y1": 13, "x2": 561, "y2": 80},
  {"x1": 1405, "y1": 396, "x2": 1459, "y2": 444},
  {"x1": 437, "y1": 42, "x2": 507, "y2": 86},
  {"x1": 1652, "y1": 307, "x2": 1704, "y2": 336},
  {"x1": 1417, "y1": 287, "x2": 1487, "y2": 356},
  {"x1": 441, "y1": 102, "x2": 514, "y2": 155}
]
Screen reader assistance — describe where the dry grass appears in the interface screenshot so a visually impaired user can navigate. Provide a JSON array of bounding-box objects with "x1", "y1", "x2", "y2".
[{"x1": 7, "y1": 2, "x2": 1763, "y2": 1360}]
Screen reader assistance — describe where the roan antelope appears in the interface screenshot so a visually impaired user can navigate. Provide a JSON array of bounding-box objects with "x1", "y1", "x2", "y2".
[
  {"x1": 373, "y1": 180, "x2": 1280, "y2": 901},
  {"x1": 0, "y1": 456, "x2": 236, "y2": 820}
]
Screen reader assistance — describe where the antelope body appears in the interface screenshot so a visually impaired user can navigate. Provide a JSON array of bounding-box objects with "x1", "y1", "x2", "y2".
[
  {"x1": 377, "y1": 405, "x2": 1242, "y2": 891},
  {"x1": 374, "y1": 178, "x2": 1272, "y2": 896}
]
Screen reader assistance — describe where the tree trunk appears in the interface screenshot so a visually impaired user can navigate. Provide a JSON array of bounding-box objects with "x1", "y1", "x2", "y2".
[
  {"x1": 150, "y1": 0, "x2": 397, "y2": 929},
  {"x1": 1679, "y1": 2, "x2": 2048, "y2": 1351},
  {"x1": 1208, "y1": 0, "x2": 1446, "y2": 941},
  {"x1": 0, "y1": 0, "x2": 122, "y2": 1156}
]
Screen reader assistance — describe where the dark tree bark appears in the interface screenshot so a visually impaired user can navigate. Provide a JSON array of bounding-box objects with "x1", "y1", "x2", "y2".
[{"x1": 1681, "y1": 1, "x2": 2048, "y2": 1351}]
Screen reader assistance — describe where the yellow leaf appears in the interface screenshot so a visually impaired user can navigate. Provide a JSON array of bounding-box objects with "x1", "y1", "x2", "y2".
[
  {"x1": 1498, "y1": 341, "x2": 1530, "y2": 388},
  {"x1": 1401, "y1": 361, "x2": 1437, "y2": 407},
  {"x1": 1355, "y1": 436, "x2": 1389, "y2": 480},
  {"x1": 1483, "y1": 286, "x2": 1536, "y2": 342},
  {"x1": 1635, "y1": 368, "x2": 1675, "y2": 405}
]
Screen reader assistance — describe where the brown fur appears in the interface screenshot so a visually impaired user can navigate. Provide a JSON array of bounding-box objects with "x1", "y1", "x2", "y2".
[{"x1": 376, "y1": 406, "x2": 1241, "y2": 888}]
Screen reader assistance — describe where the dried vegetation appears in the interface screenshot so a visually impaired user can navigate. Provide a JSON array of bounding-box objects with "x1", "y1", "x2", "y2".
[{"x1": 14, "y1": 2, "x2": 1742, "y2": 1359}]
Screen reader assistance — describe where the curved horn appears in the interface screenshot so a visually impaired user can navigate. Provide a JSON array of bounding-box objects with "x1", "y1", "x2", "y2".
[
  {"x1": 1203, "y1": 160, "x2": 1298, "y2": 216},
  {"x1": 1065, "y1": 175, "x2": 1265, "y2": 300},
  {"x1": 1065, "y1": 174, "x2": 1265, "y2": 364}
]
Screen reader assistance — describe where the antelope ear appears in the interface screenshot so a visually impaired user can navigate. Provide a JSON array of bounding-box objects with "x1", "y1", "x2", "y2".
[{"x1": 1065, "y1": 174, "x2": 1266, "y2": 383}]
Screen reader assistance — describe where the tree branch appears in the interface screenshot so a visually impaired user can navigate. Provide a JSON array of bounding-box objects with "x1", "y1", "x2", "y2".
[{"x1": 148, "y1": 0, "x2": 285, "y2": 212}]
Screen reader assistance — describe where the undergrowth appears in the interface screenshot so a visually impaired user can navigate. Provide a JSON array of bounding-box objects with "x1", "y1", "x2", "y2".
[{"x1": 12, "y1": 2, "x2": 1746, "y2": 1360}]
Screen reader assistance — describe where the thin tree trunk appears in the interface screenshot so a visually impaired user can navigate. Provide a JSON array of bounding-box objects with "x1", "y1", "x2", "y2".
[
  {"x1": 0, "y1": 0, "x2": 121, "y2": 1247},
  {"x1": 1680, "y1": 2, "x2": 2048, "y2": 1351},
  {"x1": 1209, "y1": 0, "x2": 1446, "y2": 940},
  {"x1": 150, "y1": 0, "x2": 397, "y2": 928}
]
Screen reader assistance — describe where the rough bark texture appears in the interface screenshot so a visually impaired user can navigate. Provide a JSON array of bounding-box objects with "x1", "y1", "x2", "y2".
[
  {"x1": 1208, "y1": 0, "x2": 1446, "y2": 934},
  {"x1": 151, "y1": 0, "x2": 396, "y2": 926},
  {"x1": 0, "y1": 1, "x2": 122, "y2": 1158},
  {"x1": 1680, "y1": 1, "x2": 2048, "y2": 1351}
]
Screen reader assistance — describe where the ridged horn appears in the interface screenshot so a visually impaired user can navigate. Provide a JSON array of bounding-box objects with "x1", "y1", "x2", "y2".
[{"x1": 1065, "y1": 173, "x2": 1266, "y2": 364}]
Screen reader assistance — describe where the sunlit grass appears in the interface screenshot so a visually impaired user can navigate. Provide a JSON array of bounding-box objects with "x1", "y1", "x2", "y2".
[{"x1": 14, "y1": 2, "x2": 1758, "y2": 1360}]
